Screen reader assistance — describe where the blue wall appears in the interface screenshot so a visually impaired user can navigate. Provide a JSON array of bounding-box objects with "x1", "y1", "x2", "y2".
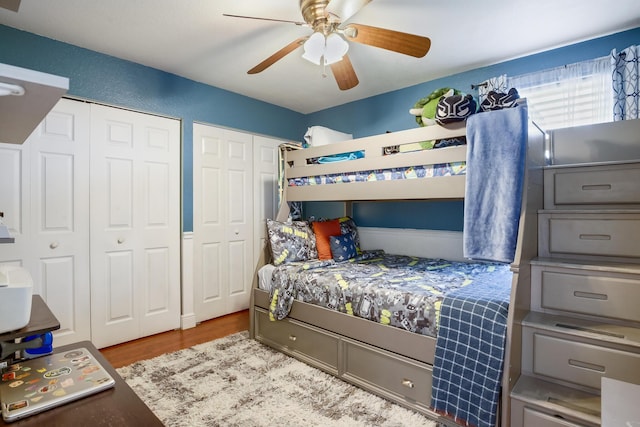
[{"x1": 1, "y1": 24, "x2": 638, "y2": 232}]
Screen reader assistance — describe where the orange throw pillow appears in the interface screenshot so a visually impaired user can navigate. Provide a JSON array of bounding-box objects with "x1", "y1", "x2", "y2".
[{"x1": 312, "y1": 219, "x2": 341, "y2": 260}]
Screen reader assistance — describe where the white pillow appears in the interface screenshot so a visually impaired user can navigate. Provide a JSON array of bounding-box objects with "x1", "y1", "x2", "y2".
[{"x1": 303, "y1": 126, "x2": 352, "y2": 147}]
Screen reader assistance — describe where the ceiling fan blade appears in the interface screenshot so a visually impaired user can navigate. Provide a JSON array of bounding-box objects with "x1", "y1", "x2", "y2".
[
  {"x1": 222, "y1": 13, "x2": 307, "y2": 27},
  {"x1": 330, "y1": 55, "x2": 359, "y2": 90},
  {"x1": 343, "y1": 23, "x2": 431, "y2": 58},
  {"x1": 247, "y1": 37, "x2": 308, "y2": 74},
  {"x1": 0, "y1": 0, "x2": 20, "y2": 12},
  {"x1": 325, "y1": 0, "x2": 371, "y2": 22}
]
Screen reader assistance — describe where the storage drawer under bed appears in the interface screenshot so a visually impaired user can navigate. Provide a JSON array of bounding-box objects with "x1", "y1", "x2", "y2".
[
  {"x1": 254, "y1": 307, "x2": 340, "y2": 373},
  {"x1": 342, "y1": 337, "x2": 432, "y2": 405}
]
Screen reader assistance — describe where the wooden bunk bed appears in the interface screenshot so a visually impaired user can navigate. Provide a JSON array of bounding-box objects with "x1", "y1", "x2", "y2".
[{"x1": 249, "y1": 106, "x2": 545, "y2": 426}]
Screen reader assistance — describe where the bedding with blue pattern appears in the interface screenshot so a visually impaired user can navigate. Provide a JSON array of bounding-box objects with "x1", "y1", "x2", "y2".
[{"x1": 267, "y1": 251, "x2": 512, "y2": 339}]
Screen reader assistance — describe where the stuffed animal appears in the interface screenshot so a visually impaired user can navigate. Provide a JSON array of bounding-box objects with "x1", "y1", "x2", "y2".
[
  {"x1": 409, "y1": 87, "x2": 460, "y2": 126},
  {"x1": 480, "y1": 88, "x2": 520, "y2": 111},
  {"x1": 435, "y1": 93, "x2": 477, "y2": 125}
]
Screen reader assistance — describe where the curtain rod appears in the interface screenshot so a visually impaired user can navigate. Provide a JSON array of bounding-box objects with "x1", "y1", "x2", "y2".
[{"x1": 470, "y1": 82, "x2": 488, "y2": 90}]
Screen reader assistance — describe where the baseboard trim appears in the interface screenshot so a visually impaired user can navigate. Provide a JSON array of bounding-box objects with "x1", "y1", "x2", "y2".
[{"x1": 181, "y1": 313, "x2": 197, "y2": 330}]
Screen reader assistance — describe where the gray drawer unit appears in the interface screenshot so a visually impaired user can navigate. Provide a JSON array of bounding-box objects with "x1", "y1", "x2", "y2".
[
  {"x1": 254, "y1": 308, "x2": 340, "y2": 373},
  {"x1": 342, "y1": 338, "x2": 432, "y2": 405},
  {"x1": 544, "y1": 163, "x2": 640, "y2": 209},
  {"x1": 532, "y1": 265, "x2": 640, "y2": 323},
  {"x1": 539, "y1": 212, "x2": 640, "y2": 260},
  {"x1": 525, "y1": 330, "x2": 640, "y2": 390},
  {"x1": 511, "y1": 376, "x2": 600, "y2": 427},
  {"x1": 516, "y1": 124, "x2": 640, "y2": 426}
]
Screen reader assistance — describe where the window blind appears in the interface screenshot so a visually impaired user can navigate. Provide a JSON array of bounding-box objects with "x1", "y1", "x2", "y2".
[{"x1": 509, "y1": 56, "x2": 612, "y2": 130}]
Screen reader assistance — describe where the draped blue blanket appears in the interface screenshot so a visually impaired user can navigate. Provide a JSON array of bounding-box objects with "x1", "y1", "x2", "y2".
[
  {"x1": 430, "y1": 269, "x2": 512, "y2": 427},
  {"x1": 463, "y1": 106, "x2": 528, "y2": 263}
]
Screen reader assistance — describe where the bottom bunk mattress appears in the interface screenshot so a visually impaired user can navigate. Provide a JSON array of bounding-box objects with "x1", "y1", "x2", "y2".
[{"x1": 259, "y1": 251, "x2": 513, "y2": 339}]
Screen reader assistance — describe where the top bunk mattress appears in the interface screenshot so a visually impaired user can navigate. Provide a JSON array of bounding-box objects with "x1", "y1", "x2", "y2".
[{"x1": 263, "y1": 251, "x2": 513, "y2": 339}]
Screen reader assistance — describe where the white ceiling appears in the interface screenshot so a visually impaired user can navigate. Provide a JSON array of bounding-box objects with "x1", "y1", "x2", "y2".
[{"x1": 1, "y1": 0, "x2": 639, "y2": 114}]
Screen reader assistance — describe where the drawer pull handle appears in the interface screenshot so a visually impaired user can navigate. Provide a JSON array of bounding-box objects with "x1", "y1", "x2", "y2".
[
  {"x1": 49, "y1": 242, "x2": 59, "y2": 249},
  {"x1": 574, "y1": 291, "x2": 608, "y2": 300},
  {"x1": 401, "y1": 379, "x2": 414, "y2": 389},
  {"x1": 579, "y1": 234, "x2": 611, "y2": 241},
  {"x1": 582, "y1": 184, "x2": 612, "y2": 191},
  {"x1": 288, "y1": 335, "x2": 297, "y2": 342},
  {"x1": 568, "y1": 359, "x2": 605, "y2": 372}
]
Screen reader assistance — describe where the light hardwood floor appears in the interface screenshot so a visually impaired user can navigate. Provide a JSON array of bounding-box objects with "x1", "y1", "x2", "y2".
[{"x1": 100, "y1": 310, "x2": 250, "y2": 368}]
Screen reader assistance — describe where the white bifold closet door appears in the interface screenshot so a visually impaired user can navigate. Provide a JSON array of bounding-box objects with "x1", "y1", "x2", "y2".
[
  {"x1": 89, "y1": 104, "x2": 181, "y2": 348},
  {"x1": 0, "y1": 98, "x2": 91, "y2": 347},
  {"x1": 252, "y1": 135, "x2": 280, "y2": 266},
  {"x1": 193, "y1": 124, "x2": 280, "y2": 322}
]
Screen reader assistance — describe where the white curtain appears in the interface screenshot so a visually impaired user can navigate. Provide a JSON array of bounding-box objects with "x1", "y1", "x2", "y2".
[
  {"x1": 477, "y1": 74, "x2": 508, "y2": 103},
  {"x1": 611, "y1": 45, "x2": 639, "y2": 121},
  {"x1": 508, "y1": 56, "x2": 612, "y2": 130}
]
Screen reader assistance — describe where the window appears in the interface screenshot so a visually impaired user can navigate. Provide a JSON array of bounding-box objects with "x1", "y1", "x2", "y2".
[{"x1": 509, "y1": 56, "x2": 612, "y2": 130}]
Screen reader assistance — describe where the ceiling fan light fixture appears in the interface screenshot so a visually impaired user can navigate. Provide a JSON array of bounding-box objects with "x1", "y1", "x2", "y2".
[
  {"x1": 323, "y1": 33, "x2": 349, "y2": 65},
  {"x1": 301, "y1": 32, "x2": 325, "y2": 65},
  {"x1": 302, "y1": 31, "x2": 349, "y2": 66}
]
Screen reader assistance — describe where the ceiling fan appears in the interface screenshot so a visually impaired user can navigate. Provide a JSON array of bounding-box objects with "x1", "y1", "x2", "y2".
[{"x1": 224, "y1": 0, "x2": 431, "y2": 91}]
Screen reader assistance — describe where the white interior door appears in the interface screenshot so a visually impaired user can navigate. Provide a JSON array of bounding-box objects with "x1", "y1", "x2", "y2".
[
  {"x1": 0, "y1": 98, "x2": 91, "y2": 347},
  {"x1": 253, "y1": 136, "x2": 281, "y2": 265},
  {"x1": 90, "y1": 104, "x2": 180, "y2": 348},
  {"x1": 193, "y1": 124, "x2": 253, "y2": 322}
]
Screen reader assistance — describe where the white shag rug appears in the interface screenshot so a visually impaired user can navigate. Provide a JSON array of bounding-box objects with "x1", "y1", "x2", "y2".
[{"x1": 116, "y1": 331, "x2": 440, "y2": 427}]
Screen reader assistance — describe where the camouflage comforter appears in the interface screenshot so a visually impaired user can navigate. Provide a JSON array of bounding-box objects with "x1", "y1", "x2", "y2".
[{"x1": 268, "y1": 251, "x2": 513, "y2": 338}]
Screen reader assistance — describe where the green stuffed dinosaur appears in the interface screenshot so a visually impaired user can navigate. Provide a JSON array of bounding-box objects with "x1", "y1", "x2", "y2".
[
  {"x1": 403, "y1": 87, "x2": 461, "y2": 151},
  {"x1": 409, "y1": 87, "x2": 461, "y2": 126}
]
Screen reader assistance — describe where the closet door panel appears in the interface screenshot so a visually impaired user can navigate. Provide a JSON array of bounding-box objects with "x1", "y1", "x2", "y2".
[
  {"x1": 145, "y1": 247, "x2": 170, "y2": 313},
  {"x1": 105, "y1": 250, "x2": 135, "y2": 322},
  {"x1": 28, "y1": 98, "x2": 91, "y2": 347},
  {"x1": 39, "y1": 153, "x2": 73, "y2": 231},
  {"x1": 106, "y1": 158, "x2": 134, "y2": 227},
  {"x1": 201, "y1": 242, "x2": 222, "y2": 301},
  {"x1": 91, "y1": 104, "x2": 180, "y2": 348},
  {"x1": 38, "y1": 257, "x2": 74, "y2": 338},
  {"x1": 193, "y1": 124, "x2": 252, "y2": 321},
  {"x1": 253, "y1": 136, "x2": 280, "y2": 265}
]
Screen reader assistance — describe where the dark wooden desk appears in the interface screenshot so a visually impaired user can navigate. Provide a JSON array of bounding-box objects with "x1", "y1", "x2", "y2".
[{"x1": 1, "y1": 341, "x2": 163, "y2": 426}]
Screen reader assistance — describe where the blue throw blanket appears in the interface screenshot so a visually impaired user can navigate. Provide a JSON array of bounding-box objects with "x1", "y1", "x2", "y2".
[
  {"x1": 463, "y1": 106, "x2": 528, "y2": 263},
  {"x1": 430, "y1": 269, "x2": 513, "y2": 427}
]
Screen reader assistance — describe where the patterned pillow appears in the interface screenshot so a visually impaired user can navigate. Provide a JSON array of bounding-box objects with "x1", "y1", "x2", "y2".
[
  {"x1": 480, "y1": 88, "x2": 520, "y2": 112},
  {"x1": 435, "y1": 94, "x2": 477, "y2": 125},
  {"x1": 330, "y1": 234, "x2": 357, "y2": 261},
  {"x1": 266, "y1": 219, "x2": 317, "y2": 265},
  {"x1": 337, "y1": 216, "x2": 361, "y2": 254}
]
